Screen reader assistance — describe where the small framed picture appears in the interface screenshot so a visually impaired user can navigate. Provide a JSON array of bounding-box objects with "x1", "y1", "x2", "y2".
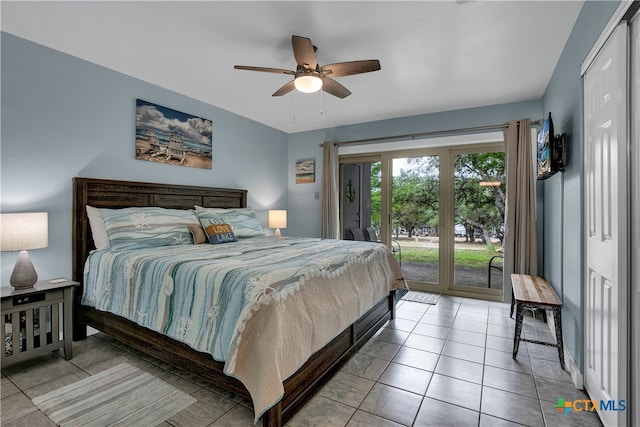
[{"x1": 295, "y1": 159, "x2": 315, "y2": 184}]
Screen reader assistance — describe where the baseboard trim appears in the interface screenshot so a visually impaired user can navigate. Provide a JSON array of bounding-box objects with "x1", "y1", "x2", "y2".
[
  {"x1": 564, "y1": 345, "x2": 584, "y2": 389},
  {"x1": 545, "y1": 310, "x2": 584, "y2": 389}
]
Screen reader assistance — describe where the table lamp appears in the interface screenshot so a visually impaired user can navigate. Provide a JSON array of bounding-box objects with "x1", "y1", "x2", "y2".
[
  {"x1": 0, "y1": 212, "x2": 48, "y2": 289},
  {"x1": 268, "y1": 210, "x2": 287, "y2": 237}
]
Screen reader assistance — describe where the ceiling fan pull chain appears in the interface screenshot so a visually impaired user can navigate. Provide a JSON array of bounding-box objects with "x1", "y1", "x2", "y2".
[
  {"x1": 292, "y1": 87, "x2": 296, "y2": 124},
  {"x1": 320, "y1": 89, "x2": 323, "y2": 116}
]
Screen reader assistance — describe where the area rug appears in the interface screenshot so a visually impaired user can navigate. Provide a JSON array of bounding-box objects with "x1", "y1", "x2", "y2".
[
  {"x1": 32, "y1": 362, "x2": 196, "y2": 427},
  {"x1": 401, "y1": 291, "x2": 440, "y2": 305}
]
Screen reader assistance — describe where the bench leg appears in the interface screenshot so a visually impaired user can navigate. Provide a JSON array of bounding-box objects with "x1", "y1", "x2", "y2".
[
  {"x1": 553, "y1": 309, "x2": 566, "y2": 370},
  {"x1": 512, "y1": 304, "x2": 525, "y2": 360},
  {"x1": 510, "y1": 289, "x2": 515, "y2": 318}
]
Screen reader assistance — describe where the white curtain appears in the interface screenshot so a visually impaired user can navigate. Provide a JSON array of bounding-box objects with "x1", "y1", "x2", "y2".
[
  {"x1": 321, "y1": 141, "x2": 340, "y2": 239},
  {"x1": 503, "y1": 118, "x2": 538, "y2": 303}
]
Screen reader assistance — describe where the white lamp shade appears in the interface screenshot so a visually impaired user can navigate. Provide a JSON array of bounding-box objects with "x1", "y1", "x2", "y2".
[
  {"x1": 0, "y1": 212, "x2": 49, "y2": 251},
  {"x1": 268, "y1": 210, "x2": 287, "y2": 229},
  {"x1": 294, "y1": 75, "x2": 323, "y2": 93}
]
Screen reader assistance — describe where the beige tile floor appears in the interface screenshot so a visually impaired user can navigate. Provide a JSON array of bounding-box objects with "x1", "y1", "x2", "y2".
[{"x1": 1, "y1": 295, "x2": 604, "y2": 427}]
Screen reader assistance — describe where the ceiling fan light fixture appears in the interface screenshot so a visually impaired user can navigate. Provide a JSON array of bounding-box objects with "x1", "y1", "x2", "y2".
[
  {"x1": 235, "y1": 35, "x2": 380, "y2": 99},
  {"x1": 294, "y1": 74, "x2": 323, "y2": 93}
]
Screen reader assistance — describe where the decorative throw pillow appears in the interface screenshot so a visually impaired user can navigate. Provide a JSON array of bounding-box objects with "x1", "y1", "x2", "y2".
[
  {"x1": 188, "y1": 224, "x2": 208, "y2": 245},
  {"x1": 100, "y1": 207, "x2": 199, "y2": 250},
  {"x1": 202, "y1": 222, "x2": 238, "y2": 244},
  {"x1": 86, "y1": 205, "x2": 111, "y2": 250},
  {"x1": 194, "y1": 206, "x2": 264, "y2": 238}
]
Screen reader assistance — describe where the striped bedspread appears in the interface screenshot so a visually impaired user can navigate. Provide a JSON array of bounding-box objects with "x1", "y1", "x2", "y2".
[{"x1": 82, "y1": 236, "x2": 404, "y2": 422}]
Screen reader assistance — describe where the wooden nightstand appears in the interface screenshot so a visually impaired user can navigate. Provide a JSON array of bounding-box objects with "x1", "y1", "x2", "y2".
[{"x1": 1, "y1": 279, "x2": 79, "y2": 368}]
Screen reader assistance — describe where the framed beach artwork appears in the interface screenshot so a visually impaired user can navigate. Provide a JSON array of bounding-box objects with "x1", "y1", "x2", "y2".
[
  {"x1": 135, "y1": 99, "x2": 213, "y2": 169},
  {"x1": 295, "y1": 159, "x2": 315, "y2": 184}
]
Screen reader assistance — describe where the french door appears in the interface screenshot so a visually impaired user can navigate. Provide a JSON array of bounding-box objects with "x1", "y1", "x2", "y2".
[{"x1": 340, "y1": 143, "x2": 505, "y2": 299}]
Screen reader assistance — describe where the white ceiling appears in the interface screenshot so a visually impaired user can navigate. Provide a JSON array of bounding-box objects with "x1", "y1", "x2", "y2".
[{"x1": 1, "y1": 1, "x2": 583, "y2": 134}]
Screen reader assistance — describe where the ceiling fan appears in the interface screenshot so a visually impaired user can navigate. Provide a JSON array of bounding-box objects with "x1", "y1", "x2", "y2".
[{"x1": 234, "y1": 35, "x2": 381, "y2": 99}]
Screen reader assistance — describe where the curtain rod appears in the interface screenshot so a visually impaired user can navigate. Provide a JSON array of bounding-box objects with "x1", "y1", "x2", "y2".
[{"x1": 320, "y1": 119, "x2": 543, "y2": 147}]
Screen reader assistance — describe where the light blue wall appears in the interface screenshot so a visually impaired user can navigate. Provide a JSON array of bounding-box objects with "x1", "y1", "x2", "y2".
[
  {"x1": 541, "y1": 1, "x2": 620, "y2": 371},
  {"x1": 0, "y1": 33, "x2": 288, "y2": 285},
  {"x1": 287, "y1": 129, "x2": 328, "y2": 238},
  {"x1": 287, "y1": 100, "x2": 543, "y2": 237}
]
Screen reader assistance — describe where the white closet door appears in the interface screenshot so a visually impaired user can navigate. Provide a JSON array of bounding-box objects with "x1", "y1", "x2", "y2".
[
  {"x1": 583, "y1": 23, "x2": 628, "y2": 427},
  {"x1": 631, "y1": 11, "x2": 639, "y2": 427}
]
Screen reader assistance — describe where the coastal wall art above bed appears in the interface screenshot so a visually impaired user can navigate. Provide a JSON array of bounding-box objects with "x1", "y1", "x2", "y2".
[{"x1": 135, "y1": 99, "x2": 213, "y2": 169}]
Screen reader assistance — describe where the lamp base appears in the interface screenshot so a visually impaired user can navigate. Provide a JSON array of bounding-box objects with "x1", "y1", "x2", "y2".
[
  {"x1": 10, "y1": 250, "x2": 38, "y2": 289},
  {"x1": 274, "y1": 228, "x2": 282, "y2": 237}
]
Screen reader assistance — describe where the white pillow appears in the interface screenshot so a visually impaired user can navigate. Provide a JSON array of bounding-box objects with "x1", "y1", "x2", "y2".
[{"x1": 86, "y1": 205, "x2": 110, "y2": 250}]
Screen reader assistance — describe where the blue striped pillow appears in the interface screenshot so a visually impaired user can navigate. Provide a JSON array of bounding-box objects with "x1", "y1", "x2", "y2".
[
  {"x1": 195, "y1": 206, "x2": 264, "y2": 238},
  {"x1": 100, "y1": 207, "x2": 199, "y2": 250}
]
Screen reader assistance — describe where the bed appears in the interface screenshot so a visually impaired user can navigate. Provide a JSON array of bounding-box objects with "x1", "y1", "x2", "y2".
[{"x1": 72, "y1": 177, "x2": 403, "y2": 427}]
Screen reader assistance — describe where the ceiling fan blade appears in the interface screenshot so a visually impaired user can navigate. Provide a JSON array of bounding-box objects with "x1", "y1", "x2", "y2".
[
  {"x1": 234, "y1": 65, "x2": 295, "y2": 75},
  {"x1": 321, "y1": 60, "x2": 381, "y2": 77},
  {"x1": 292, "y1": 35, "x2": 317, "y2": 70},
  {"x1": 321, "y1": 77, "x2": 351, "y2": 99},
  {"x1": 272, "y1": 80, "x2": 295, "y2": 97}
]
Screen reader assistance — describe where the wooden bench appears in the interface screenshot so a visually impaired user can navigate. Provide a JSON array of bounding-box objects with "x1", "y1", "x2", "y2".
[{"x1": 510, "y1": 274, "x2": 565, "y2": 369}]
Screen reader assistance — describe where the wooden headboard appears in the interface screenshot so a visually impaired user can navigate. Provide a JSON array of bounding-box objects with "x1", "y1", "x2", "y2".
[{"x1": 72, "y1": 177, "x2": 247, "y2": 289}]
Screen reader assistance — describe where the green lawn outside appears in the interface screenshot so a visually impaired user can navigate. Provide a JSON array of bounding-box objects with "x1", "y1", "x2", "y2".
[{"x1": 400, "y1": 245, "x2": 502, "y2": 269}]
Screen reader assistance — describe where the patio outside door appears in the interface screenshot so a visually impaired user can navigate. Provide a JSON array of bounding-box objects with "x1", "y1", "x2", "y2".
[{"x1": 340, "y1": 143, "x2": 505, "y2": 300}]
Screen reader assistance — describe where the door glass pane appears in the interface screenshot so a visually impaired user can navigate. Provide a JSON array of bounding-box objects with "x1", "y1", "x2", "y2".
[
  {"x1": 392, "y1": 156, "x2": 439, "y2": 284},
  {"x1": 453, "y1": 152, "x2": 505, "y2": 289},
  {"x1": 341, "y1": 161, "x2": 381, "y2": 241},
  {"x1": 369, "y1": 161, "x2": 382, "y2": 238},
  {"x1": 342, "y1": 163, "x2": 362, "y2": 235}
]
